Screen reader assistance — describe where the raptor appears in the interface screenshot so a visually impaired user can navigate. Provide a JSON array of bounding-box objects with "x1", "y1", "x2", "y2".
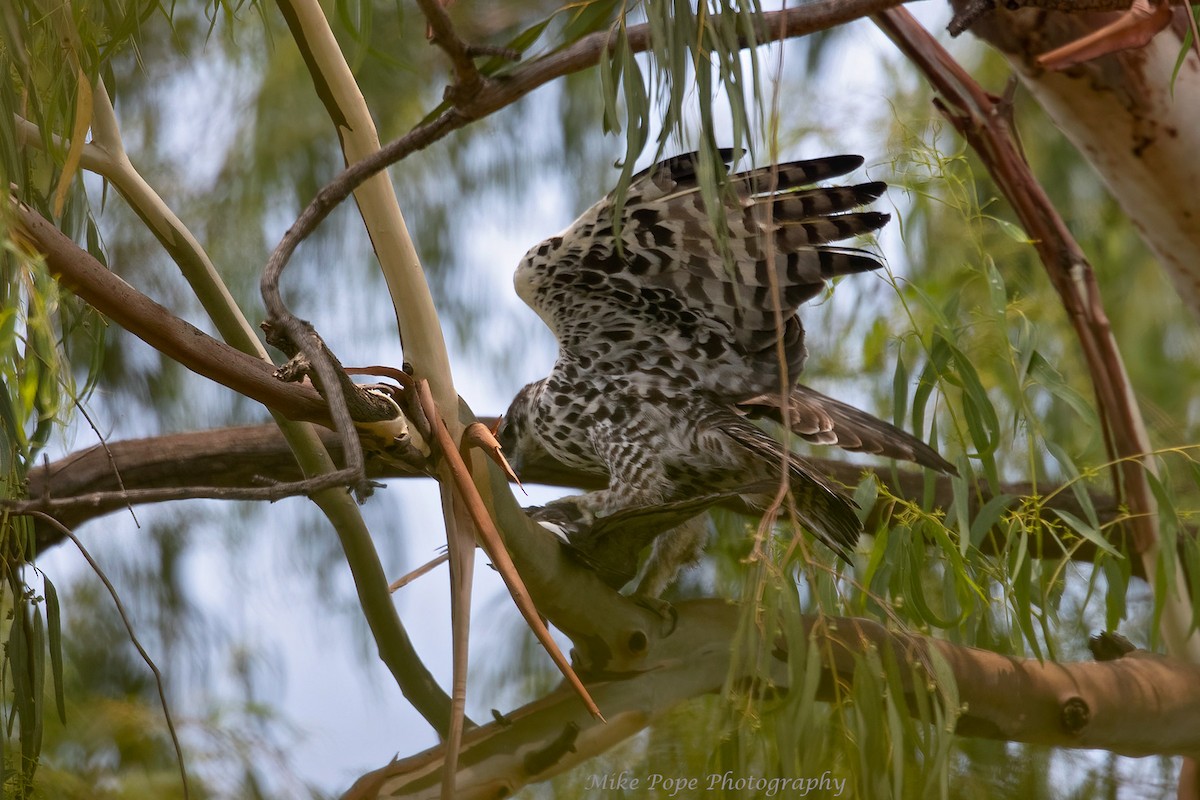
[{"x1": 498, "y1": 151, "x2": 953, "y2": 594}]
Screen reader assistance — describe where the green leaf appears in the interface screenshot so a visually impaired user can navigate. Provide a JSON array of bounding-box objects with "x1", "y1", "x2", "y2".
[
  {"x1": 1102, "y1": 555, "x2": 1130, "y2": 630},
  {"x1": 911, "y1": 337, "x2": 951, "y2": 448},
  {"x1": 852, "y1": 474, "x2": 879, "y2": 523},
  {"x1": 1052, "y1": 508, "x2": 1120, "y2": 558},
  {"x1": 968, "y1": 493, "x2": 1015, "y2": 549},
  {"x1": 1010, "y1": 540, "x2": 1043, "y2": 659},
  {"x1": 947, "y1": 340, "x2": 999, "y2": 457},
  {"x1": 43, "y1": 577, "x2": 66, "y2": 725},
  {"x1": 1144, "y1": 469, "x2": 1180, "y2": 593},
  {"x1": 904, "y1": 533, "x2": 963, "y2": 629},
  {"x1": 950, "y1": 464, "x2": 969, "y2": 556},
  {"x1": 983, "y1": 257, "x2": 1007, "y2": 311},
  {"x1": 1044, "y1": 440, "x2": 1100, "y2": 529},
  {"x1": 986, "y1": 215, "x2": 1033, "y2": 244},
  {"x1": 1170, "y1": 16, "x2": 1196, "y2": 93},
  {"x1": 559, "y1": 0, "x2": 623, "y2": 46},
  {"x1": 31, "y1": 604, "x2": 46, "y2": 761},
  {"x1": 599, "y1": 30, "x2": 623, "y2": 135},
  {"x1": 1026, "y1": 352, "x2": 1097, "y2": 429},
  {"x1": 892, "y1": 349, "x2": 909, "y2": 430}
]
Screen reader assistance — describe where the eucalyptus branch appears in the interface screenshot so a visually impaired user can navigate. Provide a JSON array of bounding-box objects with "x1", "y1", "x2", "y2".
[
  {"x1": 875, "y1": 9, "x2": 1197, "y2": 661},
  {"x1": 24, "y1": 423, "x2": 1164, "y2": 575},
  {"x1": 9, "y1": 199, "x2": 329, "y2": 423},
  {"x1": 346, "y1": 602, "x2": 1200, "y2": 798},
  {"x1": 7, "y1": 474, "x2": 372, "y2": 517}
]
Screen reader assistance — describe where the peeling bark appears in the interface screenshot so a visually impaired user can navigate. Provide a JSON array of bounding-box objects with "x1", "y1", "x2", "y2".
[
  {"x1": 956, "y1": 5, "x2": 1200, "y2": 316},
  {"x1": 344, "y1": 605, "x2": 1200, "y2": 799}
]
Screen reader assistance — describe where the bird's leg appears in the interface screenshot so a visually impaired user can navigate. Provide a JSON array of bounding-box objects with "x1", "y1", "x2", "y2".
[
  {"x1": 633, "y1": 516, "x2": 711, "y2": 599},
  {"x1": 614, "y1": 516, "x2": 710, "y2": 635}
]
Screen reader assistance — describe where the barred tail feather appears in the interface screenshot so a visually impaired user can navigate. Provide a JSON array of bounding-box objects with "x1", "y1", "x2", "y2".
[
  {"x1": 739, "y1": 385, "x2": 958, "y2": 475},
  {"x1": 723, "y1": 418, "x2": 862, "y2": 562}
]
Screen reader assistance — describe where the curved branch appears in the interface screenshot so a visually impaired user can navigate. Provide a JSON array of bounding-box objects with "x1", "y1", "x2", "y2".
[
  {"x1": 10, "y1": 199, "x2": 329, "y2": 423},
  {"x1": 261, "y1": 0, "x2": 910, "y2": 344}
]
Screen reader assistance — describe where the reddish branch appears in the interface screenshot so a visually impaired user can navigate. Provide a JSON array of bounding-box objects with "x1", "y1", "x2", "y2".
[
  {"x1": 10, "y1": 200, "x2": 327, "y2": 424},
  {"x1": 875, "y1": 10, "x2": 1160, "y2": 559}
]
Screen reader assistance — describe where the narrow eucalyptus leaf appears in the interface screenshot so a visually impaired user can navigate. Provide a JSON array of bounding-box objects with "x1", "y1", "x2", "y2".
[{"x1": 44, "y1": 577, "x2": 66, "y2": 724}]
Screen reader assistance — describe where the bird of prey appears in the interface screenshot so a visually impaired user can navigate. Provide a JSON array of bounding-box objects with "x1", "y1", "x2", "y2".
[{"x1": 498, "y1": 151, "x2": 952, "y2": 594}]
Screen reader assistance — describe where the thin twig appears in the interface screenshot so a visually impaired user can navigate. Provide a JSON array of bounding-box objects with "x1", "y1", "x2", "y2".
[
  {"x1": 23, "y1": 511, "x2": 190, "y2": 799},
  {"x1": 70, "y1": 400, "x2": 139, "y2": 529},
  {"x1": 388, "y1": 552, "x2": 449, "y2": 592},
  {"x1": 414, "y1": 0, "x2": 484, "y2": 99},
  {"x1": 4, "y1": 475, "x2": 362, "y2": 516},
  {"x1": 259, "y1": 291, "x2": 372, "y2": 502}
]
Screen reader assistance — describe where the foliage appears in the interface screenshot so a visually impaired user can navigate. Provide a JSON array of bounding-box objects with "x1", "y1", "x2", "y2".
[{"x1": 1, "y1": 0, "x2": 1197, "y2": 797}]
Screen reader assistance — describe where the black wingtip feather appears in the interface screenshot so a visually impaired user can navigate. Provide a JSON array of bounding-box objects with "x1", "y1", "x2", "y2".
[
  {"x1": 848, "y1": 210, "x2": 891, "y2": 234},
  {"x1": 856, "y1": 181, "x2": 888, "y2": 204},
  {"x1": 771, "y1": 154, "x2": 865, "y2": 187},
  {"x1": 637, "y1": 148, "x2": 743, "y2": 184},
  {"x1": 640, "y1": 150, "x2": 876, "y2": 192},
  {"x1": 815, "y1": 248, "x2": 887, "y2": 279}
]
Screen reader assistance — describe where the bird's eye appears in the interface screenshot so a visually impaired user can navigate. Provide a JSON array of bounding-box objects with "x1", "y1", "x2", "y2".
[{"x1": 495, "y1": 418, "x2": 516, "y2": 450}]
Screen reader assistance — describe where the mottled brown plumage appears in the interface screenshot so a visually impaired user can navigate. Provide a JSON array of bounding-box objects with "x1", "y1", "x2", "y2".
[{"x1": 498, "y1": 151, "x2": 950, "y2": 593}]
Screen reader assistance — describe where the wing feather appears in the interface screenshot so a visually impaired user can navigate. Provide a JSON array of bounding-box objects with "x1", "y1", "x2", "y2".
[
  {"x1": 719, "y1": 415, "x2": 861, "y2": 561},
  {"x1": 514, "y1": 151, "x2": 889, "y2": 378},
  {"x1": 739, "y1": 385, "x2": 958, "y2": 474}
]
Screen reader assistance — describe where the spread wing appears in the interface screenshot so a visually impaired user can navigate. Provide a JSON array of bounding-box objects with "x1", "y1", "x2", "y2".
[{"x1": 514, "y1": 151, "x2": 890, "y2": 397}]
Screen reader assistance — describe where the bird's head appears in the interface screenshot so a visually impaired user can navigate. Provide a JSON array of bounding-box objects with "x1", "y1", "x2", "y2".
[{"x1": 496, "y1": 380, "x2": 547, "y2": 478}]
